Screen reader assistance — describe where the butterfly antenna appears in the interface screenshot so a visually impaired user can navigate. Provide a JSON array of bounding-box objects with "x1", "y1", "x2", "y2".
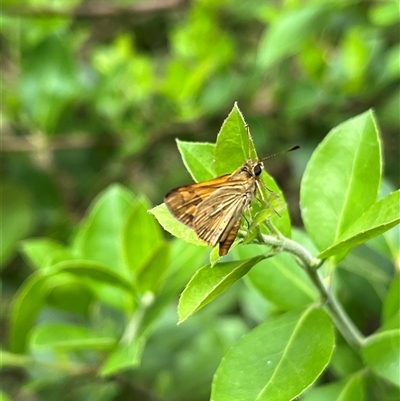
[
  {"x1": 245, "y1": 123, "x2": 252, "y2": 159},
  {"x1": 260, "y1": 145, "x2": 300, "y2": 162}
]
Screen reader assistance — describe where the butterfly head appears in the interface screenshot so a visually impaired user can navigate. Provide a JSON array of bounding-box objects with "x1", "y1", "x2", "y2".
[
  {"x1": 253, "y1": 162, "x2": 263, "y2": 177},
  {"x1": 240, "y1": 160, "x2": 264, "y2": 179}
]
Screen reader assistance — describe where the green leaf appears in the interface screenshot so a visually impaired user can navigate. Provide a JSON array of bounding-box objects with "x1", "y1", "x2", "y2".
[
  {"x1": 31, "y1": 323, "x2": 114, "y2": 351},
  {"x1": 176, "y1": 140, "x2": 216, "y2": 182},
  {"x1": 9, "y1": 259, "x2": 136, "y2": 353},
  {"x1": 48, "y1": 260, "x2": 135, "y2": 293},
  {"x1": 257, "y1": 6, "x2": 326, "y2": 69},
  {"x1": 382, "y1": 274, "x2": 400, "y2": 324},
  {"x1": 9, "y1": 273, "x2": 49, "y2": 353},
  {"x1": 214, "y1": 102, "x2": 256, "y2": 175},
  {"x1": 319, "y1": 190, "x2": 400, "y2": 259},
  {"x1": 214, "y1": 103, "x2": 291, "y2": 237},
  {"x1": 302, "y1": 374, "x2": 365, "y2": 401},
  {"x1": 136, "y1": 242, "x2": 170, "y2": 293},
  {"x1": 336, "y1": 246, "x2": 392, "y2": 313},
  {"x1": 329, "y1": 342, "x2": 364, "y2": 378},
  {"x1": 209, "y1": 243, "x2": 225, "y2": 266},
  {"x1": 362, "y1": 329, "x2": 400, "y2": 387},
  {"x1": 149, "y1": 203, "x2": 206, "y2": 247},
  {"x1": 382, "y1": 223, "x2": 400, "y2": 262},
  {"x1": 1, "y1": 182, "x2": 35, "y2": 266},
  {"x1": 178, "y1": 256, "x2": 264, "y2": 323},
  {"x1": 300, "y1": 110, "x2": 382, "y2": 256},
  {"x1": 139, "y1": 240, "x2": 207, "y2": 336},
  {"x1": 45, "y1": 274, "x2": 92, "y2": 315},
  {"x1": 20, "y1": 238, "x2": 64, "y2": 269},
  {"x1": 122, "y1": 196, "x2": 162, "y2": 274},
  {"x1": 237, "y1": 242, "x2": 318, "y2": 310},
  {"x1": 211, "y1": 306, "x2": 335, "y2": 401},
  {"x1": 73, "y1": 184, "x2": 136, "y2": 276},
  {"x1": 100, "y1": 336, "x2": 146, "y2": 376},
  {"x1": 48, "y1": 260, "x2": 135, "y2": 312}
]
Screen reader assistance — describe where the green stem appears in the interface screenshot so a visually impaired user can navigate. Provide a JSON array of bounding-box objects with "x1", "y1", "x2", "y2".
[
  {"x1": 259, "y1": 233, "x2": 364, "y2": 352},
  {"x1": 1, "y1": 350, "x2": 93, "y2": 375}
]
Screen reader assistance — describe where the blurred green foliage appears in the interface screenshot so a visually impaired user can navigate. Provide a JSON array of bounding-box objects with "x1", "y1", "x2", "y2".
[{"x1": 1, "y1": 0, "x2": 399, "y2": 400}]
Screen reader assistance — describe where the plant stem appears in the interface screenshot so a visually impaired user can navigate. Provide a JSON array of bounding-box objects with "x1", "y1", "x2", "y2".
[
  {"x1": 259, "y1": 233, "x2": 364, "y2": 352},
  {"x1": 1, "y1": 350, "x2": 93, "y2": 375}
]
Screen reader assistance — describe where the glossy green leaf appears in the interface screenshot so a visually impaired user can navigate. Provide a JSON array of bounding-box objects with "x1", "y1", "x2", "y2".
[
  {"x1": 20, "y1": 237, "x2": 64, "y2": 269},
  {"x1": 209, "y1": 242, "x2": 226, "y2": 266},
  {"x1": 178, "y1": 255, "x2": 264, "y2": 323},
  {"x1": 342, "y1": 375, "x2": 365, "y2": 401},
  {"x1": 337, "y1": 246, "x2": 392, "y2": 313},
  {"x1": 138, "y1": 240, "x2": 207, "y2": 335},
  {"x1": 136, "y1": 242, "x2": 170, "y2": 293},
  {"x1": 382, "y1": 274, "x2": 400, "y2": 324},
  {"x1": 100, "y1": 336, "x2": 146, "y2": 376},
  {"x1": 31, "y1": 323, "x2": 114, "y2": 351},
  {"x1": 9, "y1": 273, "x2": 49, "y2": 353},
  {"x1": 211, "y1": 306, "x2": 335, "y2": 401},
  {"x1": 382, "y1": 223, "x2": 400, "y2": 262},
  {"x1": 302, "y1": 374, "x2": 364, "y2": 401},
  {"x1": 38, "y1": 248, "x2": 77, "y2": 267},
  {"x1": 73, "y1": 184, "x2": 136, "y2": 276},
  {"x1": 214, "y1": 103, "x2": 291, "y2": 236},
  {"x1": 380, "y1": 313, "x2": 400, "y2": 332},
  {"x1": 237, "y1": 243, "x2": 318, "y2": 310},
  {"x1": 329, "y1": 342, "x2": 364, "y2": 378},
  {"x1": 1, "y1": 182, "x2": 35, "y2": 266},
  {"x1": 301, "y1": 110, "x2": 382, "y2": 255},
  {"x1": 319, "y1": 190, "x2": 400, "y2": 258},
  {"x1": 214, "y1": 102, "x2": 256, "y2": 175},
  {"x1": 149, "y1": 203, "x2": 206, "y2": 247},
  {"x1": 122, "y1": 196, "x2": 162, "y2": 274},
  {"x1": 362, "y1": 329, "x2": 400, "y2": 387},
  {"x1": 257, "y1": 6, "x2": 326, "y2": 69},
  {"x1": 177, "y1": 140, "x2": 216, "y2": 181}
]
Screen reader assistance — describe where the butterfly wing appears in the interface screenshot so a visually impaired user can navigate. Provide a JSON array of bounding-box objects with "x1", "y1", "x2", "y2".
[
  {"x1": 219, "y1": 218, "x2": 241, "y2": 256},
  {"x1": 193, "y1": 186, "x2": 248, "y2": 247},
  {"x1": 164, "y1": 175, "x2": 230, "y2": 226}
]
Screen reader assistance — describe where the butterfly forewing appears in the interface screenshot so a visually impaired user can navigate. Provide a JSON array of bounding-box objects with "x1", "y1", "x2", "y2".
[{"x1": 164, "y1": 175, "x2": 230, "y2": 226}]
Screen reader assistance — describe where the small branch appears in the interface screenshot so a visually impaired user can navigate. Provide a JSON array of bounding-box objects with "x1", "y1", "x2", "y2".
[
  {"x1": 259, "y1": 233, "x2": 365, "y2": 352},
  {"x1": 1, "y1": 350, "x2": 94, "y2": 375},
  {"x1": 2, "y1": 0, "x2": 187, "y2": 19},
  {"x1": 1, "y1": 132, "x2": 116, "y2": 153}
]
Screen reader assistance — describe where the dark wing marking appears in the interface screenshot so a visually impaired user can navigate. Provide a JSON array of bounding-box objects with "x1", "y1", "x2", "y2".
[{"x1": 219, "y1": 219, "x2": 241, "y2": 256}]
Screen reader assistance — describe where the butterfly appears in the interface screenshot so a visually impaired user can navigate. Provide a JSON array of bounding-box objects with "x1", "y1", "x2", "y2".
[{"x1": 164, "y1": 144, "x2": 299, "y2": 256}]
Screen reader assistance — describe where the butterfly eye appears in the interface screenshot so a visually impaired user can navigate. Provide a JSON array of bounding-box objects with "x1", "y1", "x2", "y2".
[{"x1": 254, "y1": 164, "x2": 262, "y2": 176}]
